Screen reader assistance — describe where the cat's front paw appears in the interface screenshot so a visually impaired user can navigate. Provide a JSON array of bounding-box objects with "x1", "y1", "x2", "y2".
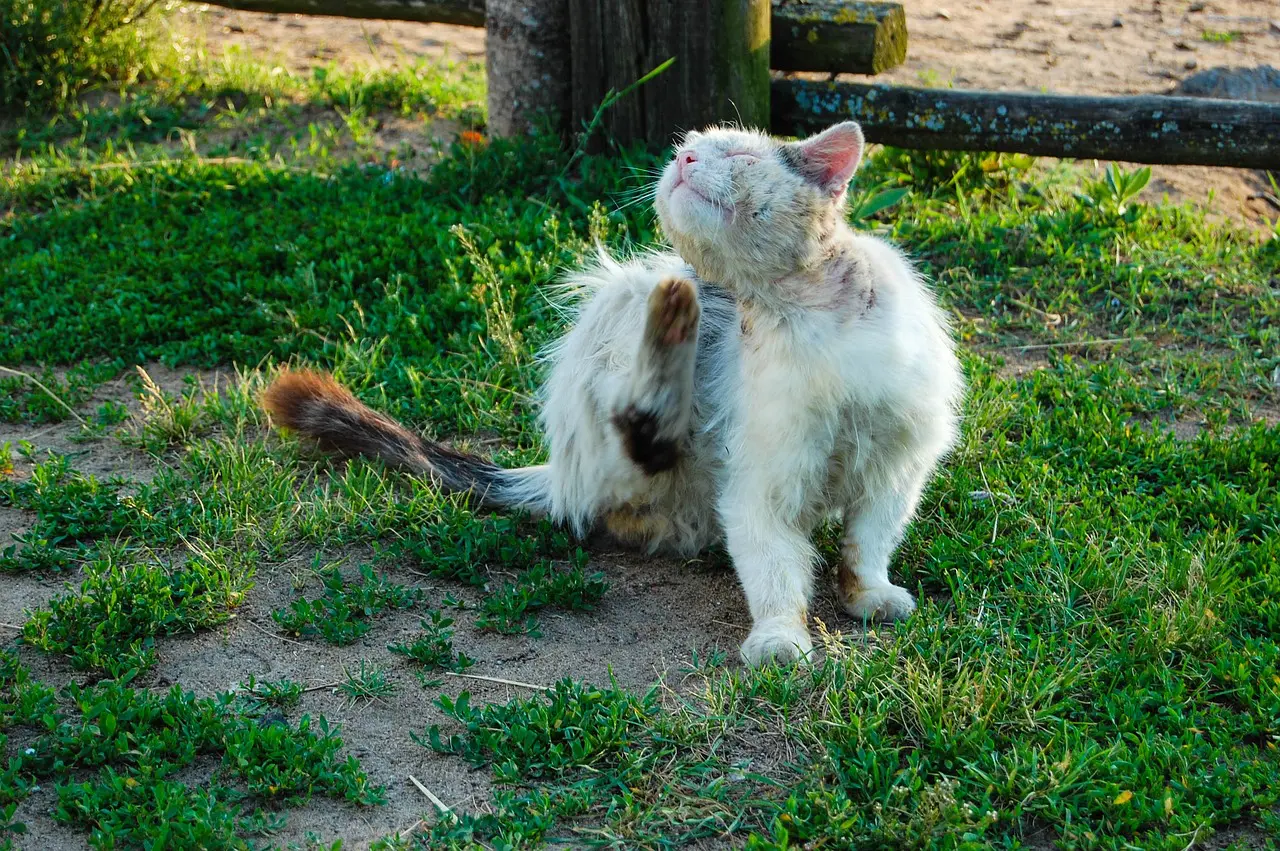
[
  {"x1": 740, "y1": 616, "x2": 813, "y2": 667},
  {"x1": 841, "y1": 583, "x2": 917, "y2": 622}
]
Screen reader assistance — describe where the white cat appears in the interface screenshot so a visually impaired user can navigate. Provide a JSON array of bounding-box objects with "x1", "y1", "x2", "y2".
[{"x1": 263, "y1": 120, "x2": 964, "y2": 666}]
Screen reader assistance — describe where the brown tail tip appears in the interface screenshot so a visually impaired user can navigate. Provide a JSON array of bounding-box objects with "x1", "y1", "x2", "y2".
[{"x1": 261, "y1": 369, "x2": 360, "y2": 432}]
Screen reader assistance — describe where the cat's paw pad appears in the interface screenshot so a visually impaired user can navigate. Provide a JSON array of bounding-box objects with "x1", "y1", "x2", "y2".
[
  {"x1": 740, "y1": 617, "x2": 813, "y2": 667},
  {"x1": 841, "y1": 583, "x2": 917, "y2": 622},
  {"x1": 647, "y1": 277, "x2": 700, "y2": 347}
]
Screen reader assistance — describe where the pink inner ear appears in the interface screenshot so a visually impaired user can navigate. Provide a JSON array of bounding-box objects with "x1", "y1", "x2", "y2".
[{"x1": 798, "y1": 123, "x2": 864, "y2": 193}]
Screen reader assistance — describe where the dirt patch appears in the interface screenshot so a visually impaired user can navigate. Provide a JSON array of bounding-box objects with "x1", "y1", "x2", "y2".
[
  {"x1": 171, "y1": 3, "x2": 485, "y2": 73},
  {"x1": 124, "y1": 544, "x2": 757, "y2": 846}
]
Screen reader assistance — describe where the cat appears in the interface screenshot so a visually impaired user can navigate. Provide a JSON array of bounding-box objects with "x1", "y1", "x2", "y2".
[{"x1": 262, "y1": 120, "x2": 964, "y2": 666}]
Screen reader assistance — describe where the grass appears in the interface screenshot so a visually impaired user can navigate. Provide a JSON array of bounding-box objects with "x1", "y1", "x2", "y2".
[
  {"x1": 2, "y1": 9, "x2": 1280, "y2": 849},
  {"x1": 1201, "y1": 29, "x2": 1241, "y2": 43}
]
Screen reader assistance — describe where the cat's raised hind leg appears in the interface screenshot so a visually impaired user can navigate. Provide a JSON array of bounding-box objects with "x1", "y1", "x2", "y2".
[{"x1": 611, "y1": 277, "x2": 700, "y2": 475}]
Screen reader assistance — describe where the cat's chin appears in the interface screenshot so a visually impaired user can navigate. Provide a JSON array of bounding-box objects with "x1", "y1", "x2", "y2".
[{"x1": 664, "y1": 188, "x2": 733, "y2": 243}]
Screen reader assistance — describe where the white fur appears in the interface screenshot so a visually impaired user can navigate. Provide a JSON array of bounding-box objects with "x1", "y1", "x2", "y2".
[{"x1": 523, "y1": 122, "x2": 963, "y2": 665}]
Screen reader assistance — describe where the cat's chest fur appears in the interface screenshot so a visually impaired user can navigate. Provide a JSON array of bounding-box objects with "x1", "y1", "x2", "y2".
[{"x1": 717, "y1": 298, "x2": 889, "y2": 517}]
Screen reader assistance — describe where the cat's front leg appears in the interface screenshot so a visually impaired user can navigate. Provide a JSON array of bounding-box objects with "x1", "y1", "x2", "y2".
[
  {"x1": 836, "y1": 480, "x2": 925, "y2": 622},
  {"x1": 719, "y1": 493, "x2": 818, "y2": 665}
]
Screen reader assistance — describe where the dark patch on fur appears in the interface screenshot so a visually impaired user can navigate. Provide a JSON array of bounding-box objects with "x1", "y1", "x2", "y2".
[
  {"x1": 776, "y1": 144, "x2": 807, "y2": 179},
  {"x1": 262, "y1": 369, "x2": 511, "y2": 506},
  {"x1": 864, "y1": 287, "x2": 878, "y2": 313},
  {"x1": 612, "y1": 404, "x2": 680, "y2": 475}
]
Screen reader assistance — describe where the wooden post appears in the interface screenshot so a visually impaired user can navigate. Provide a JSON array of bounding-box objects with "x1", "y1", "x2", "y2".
[
  {"x1": 772, "y1": 80, "x2": 1280, "y2": 169},
  {"x1": 485, "y1": 0, "x2": 572, "y2": 137},
  {"x1": 568, "y1": 0, "x2": 771, "y2": 147},
  {"x1": 771, "y1": 1, "x2": 907, "y2": 74}
]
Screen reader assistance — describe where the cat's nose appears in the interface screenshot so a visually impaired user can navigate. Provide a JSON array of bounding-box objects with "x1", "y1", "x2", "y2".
[{"x1": 677, "y1": 151, "x2": 697, "y2": 181}]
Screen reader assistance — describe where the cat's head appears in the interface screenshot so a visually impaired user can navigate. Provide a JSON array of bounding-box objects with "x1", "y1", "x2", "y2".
[{"x1": 654, "y1": 121, "x2": 864, "y2": 286}]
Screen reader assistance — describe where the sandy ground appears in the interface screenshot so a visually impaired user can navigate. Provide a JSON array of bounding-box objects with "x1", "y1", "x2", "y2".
[{"x1": 173, "y1": 0, "x2": 1280, "y2": 231}]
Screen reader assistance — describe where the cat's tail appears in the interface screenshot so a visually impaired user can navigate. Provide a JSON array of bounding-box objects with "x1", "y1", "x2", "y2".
[{"x1": 261, "y1": 369, "x2": 550, "y2": 514}]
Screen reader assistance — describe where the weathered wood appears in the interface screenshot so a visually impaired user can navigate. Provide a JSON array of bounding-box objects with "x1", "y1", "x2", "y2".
[
  {"x1": 201, "y1": 0, "x2": 906, "y2": 75},
  {"x1": 771, "y1": 1, "x2": 906, "y2": 74},
  {"x1": 205, "y1": 0, "x2": 485, "y2": 27},
  {"x1": 486, "y1": 0, "x2": 571, "y2": 137},
  {"x1": 568, "y1": 0, "x2": 770, "y2": 147},
  {"x1": 772, "y1": 80, "x2": 1280, "y2": 169}
]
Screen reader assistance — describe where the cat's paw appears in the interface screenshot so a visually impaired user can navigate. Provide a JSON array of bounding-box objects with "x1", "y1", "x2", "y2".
[
  {"x1": 647, "y1": 277, "x2": 700, "y2": 348},
  {"x1": 841, "y1": 583, "x2": 917, "y2": 622},
  {"x1": 740, "y1": 616, "x2": 813, "y2": 667}
]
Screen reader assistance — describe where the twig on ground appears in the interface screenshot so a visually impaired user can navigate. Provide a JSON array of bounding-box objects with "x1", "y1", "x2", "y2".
[
  {"x1": 303, "y1": 680, "x2": 342, "y2": 693},
  {"x1": 0, "y1": 366, "x2": 89, "y2": 426},
  {"x1": 445, "y1": 671, "x2": 548, "y2": 690},
  {"x1": 711, "y1": 619, "x2": 749, "y2": 632},
  {"x1": 23, "y1": 157, "x2": 325, "y2": 176},
  {"x1": 1002, "y1": 336, "x2": 1146, "y2": 352},
  {"x1": 1009, "y1": 297, "x2": 1062, "y2": 325},
  {"x1": 408, "y1": 774, "x2": 454, "y2": 816},
  {"x1": 410, "y1": 373, "x2": 537, "y2": 405},
  {"x1": 0, "y1": 622, "x2": 23, "y2": 631},
  {"x1": 244, "y1": 618, "x2": 306, "y2": 646}
]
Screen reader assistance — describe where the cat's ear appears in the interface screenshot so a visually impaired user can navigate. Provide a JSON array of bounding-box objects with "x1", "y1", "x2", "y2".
[{"x1": 789, "y1": 121, "x2": 864, "y2": 197}]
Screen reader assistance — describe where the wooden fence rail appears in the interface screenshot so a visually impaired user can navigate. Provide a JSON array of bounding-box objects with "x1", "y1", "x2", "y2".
[
  {"x1": 200, "y1": 0, "x2": 907, "y2": 75},
  {"x1": 773, "y1": 80, "x2": 1280, "y2": 169}
]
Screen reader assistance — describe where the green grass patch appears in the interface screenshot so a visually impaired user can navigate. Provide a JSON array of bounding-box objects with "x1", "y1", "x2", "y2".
[
  {"x1": 272, "y1": 564, "x2": 422, "y2": 644},
  {"x1": 1, "y1": 652, "x2": 381, "y2": 847},
  {"x1": 388, "y1": 611, "x2": 475, "y2": 676},
  {"x1": 22, "y1": 545, "x2": 254, "y2": 676}
]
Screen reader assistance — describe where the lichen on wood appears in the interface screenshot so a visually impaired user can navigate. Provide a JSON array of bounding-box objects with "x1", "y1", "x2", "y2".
[{"x1": 771, "y1": 0, "x2": 907, "y2": 74}]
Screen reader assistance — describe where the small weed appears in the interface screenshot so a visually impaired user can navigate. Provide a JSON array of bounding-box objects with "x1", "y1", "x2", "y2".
[
  {"x1": 388, "y1": 610, "x2": 475, "y2": 673},
  {"x1": 1080, "y1": 162, "x2": 1152, "y2": 217},
  {"x1": 229, "y1": 676, "x2": 305, "y2": 717},
  {"x1": 129, "y1": 367, "x2": 211, "y2": 452},
  {"x1": 92, "y1": 400, "x2": 130, "y2": 428},
  {"x1": 400, "y1": 512, "x2": 607, "y2": 634},
  {"x1": 222, "y1": 713, "x2": 385, "y2": 806},
  {"x1": 475, "y1": 554, "x2": 607, "y2": 635},
  {"x1": 273, "y1": 565, "x2": 421, "y2": 644},
  {"x1": 0, "y1": 455, "x2": 137, "y2": 572},
  {"x1": 337, "y1": 662, "x2": 397, "y2": 707},
  {"x1": 1201, "y1": 29, "x2": 1239, "y2": 42}
]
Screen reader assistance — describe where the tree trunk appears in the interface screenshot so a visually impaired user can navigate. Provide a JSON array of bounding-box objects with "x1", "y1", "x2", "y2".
[
  {"x1": 568, "y1": 0, "x2": 771, "y2": 148},
  {"x1": 486, "y1": 0, "x2": 572, "y2": 137}
]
